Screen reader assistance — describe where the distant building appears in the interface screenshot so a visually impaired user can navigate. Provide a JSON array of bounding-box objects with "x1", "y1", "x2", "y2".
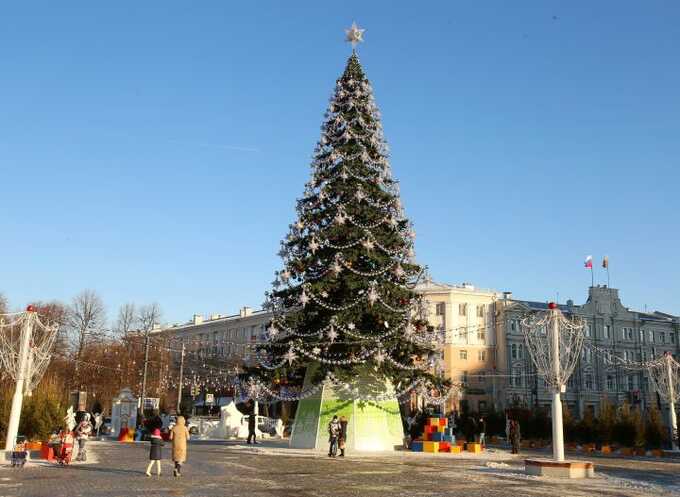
[
  {"x1": 417, "y1": 279, "x2": 505, "y2": 413},
  {"x1": 161, "y1": 307, "x2": 272, "y2": 368},
  {"x1": 496, "y1": 285, "x2": 680, "y2": 417}
]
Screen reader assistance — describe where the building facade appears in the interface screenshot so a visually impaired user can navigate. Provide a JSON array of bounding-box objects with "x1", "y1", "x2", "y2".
[
  {"x1": 159, "y1": 284, "x2": 678, "y2": 419},
  {"x1": 418, "y1": 280, "x2": 506, "y2": 414},
  {"x1": 496, "y1": 285, "x2": 680, "y2": 417},
  {"x1": 161, "y1": 307, "x2": 272, "y2": 368}
]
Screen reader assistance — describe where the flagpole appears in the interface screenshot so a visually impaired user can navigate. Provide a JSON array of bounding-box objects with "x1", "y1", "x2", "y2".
[{"x1": 591, "y1": 266, "x2": 594, "y2": 288}]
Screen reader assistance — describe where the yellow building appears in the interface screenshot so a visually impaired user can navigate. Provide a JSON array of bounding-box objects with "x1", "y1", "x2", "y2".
[{"x1": 418, "y1": 279, "x2": 505, "y2": 414}]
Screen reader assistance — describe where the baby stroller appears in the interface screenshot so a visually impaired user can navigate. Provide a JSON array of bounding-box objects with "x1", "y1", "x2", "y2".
[
  {"x1": 10, "y1": 440, "x2": 27, "y2": 468},
  {"x1": 53, "y1": 431, "x2": 75, "y2": 465}
]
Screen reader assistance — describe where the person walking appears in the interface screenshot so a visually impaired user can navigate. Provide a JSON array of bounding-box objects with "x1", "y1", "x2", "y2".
[
  {"x1": 145, "y1": 428, "x2": 164, "y2": 477},
  {"x1": 170, "y1": 416, "x2": 190, "y2": 477},
  {"x1": 338, "y1": 416, "x2": 348, "y2": 457},
  {"x1": 510, "y1": 420, "x2": 521, "y2": 455},
  {"x1": 247, "y1": 405, "x2": 258, "y2": 444},
  {"x1": 327, "y1": 415, "x2": 341, "y2": 457},
  {"x1": 74, "y1": 413, "x2": 93, "y2": 462},
  {"x1": 505, "y1": 412, "x2": 511, "y2": 446},
  {"x1": 478, "y1": 417, "x2": 487, "y2": 447}
]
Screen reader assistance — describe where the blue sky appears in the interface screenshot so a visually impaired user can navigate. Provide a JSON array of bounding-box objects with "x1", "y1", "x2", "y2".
[{"x1": 1, "y1": 1, "x2": 679, "y2": 324}]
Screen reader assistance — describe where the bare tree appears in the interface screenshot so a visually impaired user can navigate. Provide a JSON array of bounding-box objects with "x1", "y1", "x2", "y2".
[
  {"x1": 137, "y1": 303, "x2": 161, "y2": 334},
  {"x1": 137, "y1": 303, "x2": 162, "y2": 414},
  {"x1": 114, "y1": 303, "x2": 137, "y2": 337},
  {"x1": 0, "y1": 293, "x2": 7, "y2": 314},
  {"x1": 68, "y1": 290, "x2": 106, "y2": 362}
]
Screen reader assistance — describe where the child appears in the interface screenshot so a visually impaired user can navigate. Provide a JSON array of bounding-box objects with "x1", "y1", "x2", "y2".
[{"x1": 145, "y1": 428, "x2": 163, "y2": 476}]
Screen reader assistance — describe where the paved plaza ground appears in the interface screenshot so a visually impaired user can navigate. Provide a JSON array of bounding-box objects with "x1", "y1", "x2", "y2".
[{"x1": 1, "y1": 440, "x2": 679, "y2": 497}]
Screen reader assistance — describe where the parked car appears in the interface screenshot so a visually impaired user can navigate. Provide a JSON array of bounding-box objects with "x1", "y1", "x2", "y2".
[{"x1": 167, "y1": 416, "x2": 199, "y2": 435}]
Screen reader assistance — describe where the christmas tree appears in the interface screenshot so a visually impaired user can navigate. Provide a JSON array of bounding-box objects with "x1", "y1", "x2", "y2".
[{"x1": 260, "y1": 25, "x2": 449, "y2": 451}]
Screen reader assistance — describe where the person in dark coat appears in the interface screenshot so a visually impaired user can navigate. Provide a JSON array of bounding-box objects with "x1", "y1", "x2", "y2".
[
  {"x1": 327, "y1": 415, "x2": 341, "y2": 457},
  {"x1": 247, "y1": 405, "x2": 257, "y2": 444},
  {"x1": 478, "y1": 417, "x2": 487, "y2": 446},
  {"x1": 510, "y1": 420, "x2": 521, "y2": 454},
  {"x1": 338, "y1": 416, "x2": 348, "y2": 457},
  {"x1": 145, "y1": 428, "x2": 164, "y2": 476}
]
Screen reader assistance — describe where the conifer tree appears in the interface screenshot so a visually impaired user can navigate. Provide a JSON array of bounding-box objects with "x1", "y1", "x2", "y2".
[{"x1": 261, "y1": 51, "x2": 448, "y2": 399}]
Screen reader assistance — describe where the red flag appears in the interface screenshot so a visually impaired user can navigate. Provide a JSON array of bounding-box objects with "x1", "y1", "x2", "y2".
[{"x1": 584, "y1": 255, "x2": 593, "y2": 269}]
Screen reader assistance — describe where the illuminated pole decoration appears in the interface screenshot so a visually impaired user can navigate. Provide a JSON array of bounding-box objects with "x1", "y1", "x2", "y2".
[
  {"x1": 521, "y1": 302, "x2": 585, "y2": 462},
  {"x1": 647, "y1": 352, "x2": 679, "y2": 450},
  {"x1": 0, "y1": 306, "x2": 59, "y2": 451}
]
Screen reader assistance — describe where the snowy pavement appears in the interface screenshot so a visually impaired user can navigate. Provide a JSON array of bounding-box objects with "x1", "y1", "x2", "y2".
[{"x1": 0, "y1": 439, "x2": 678, "y2": 496}]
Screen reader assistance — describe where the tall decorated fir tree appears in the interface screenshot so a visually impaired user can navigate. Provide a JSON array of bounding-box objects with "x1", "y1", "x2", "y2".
[{"x1": 260, "y1": 25, "x2": 449, "y2": 451}]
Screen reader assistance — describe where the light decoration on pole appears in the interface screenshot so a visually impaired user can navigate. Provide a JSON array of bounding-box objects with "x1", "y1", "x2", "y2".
[
  {"x1": 0, "y1": 306, "x2": 59, "y2": 451},
  {"x1": 646, "y1": 352, "x2": 679, "y2": 450},
  {"x1": 521, "y1": 302, "x2": 585, "y2": 462}
]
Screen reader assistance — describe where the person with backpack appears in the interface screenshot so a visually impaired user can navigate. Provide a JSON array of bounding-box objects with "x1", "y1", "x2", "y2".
[{"x1": 145, "y1": 428, "x2": 164, "y2": 477}]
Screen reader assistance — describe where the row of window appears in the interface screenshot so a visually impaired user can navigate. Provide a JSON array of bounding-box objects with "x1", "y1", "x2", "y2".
[
  {"x1": 458, "y1": 350, "x2": 487, "y2": 361},
  {"x1": 583, "y1": 324, "x2": 676, "y2": 344},
  {"x1": 512, "y1": 318, "x2": 676, "y2": 346},
  {"x1": 435, "y1": 302, "x2": 487, "y2": 318},
  {"x1": 510, "y1": 369, "x2": 644, "y2": 392}
]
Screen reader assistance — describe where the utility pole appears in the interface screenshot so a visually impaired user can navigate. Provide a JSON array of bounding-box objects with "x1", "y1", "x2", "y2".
[
  {"x1": 666, "y1": 352, "x2": 678, "y2": 450},
  {"x1": 550, "y1": 304, "x2": 565, "y2": 462},
  {"x1": 139, "y1": 327, "x2": 151, "y2": 424},
  {"x1": 176, "y1": 343, "x2": 185, "y2": 414},
  {"x1": 4, "y1": 307, "x2": 35, "y2": 451}
]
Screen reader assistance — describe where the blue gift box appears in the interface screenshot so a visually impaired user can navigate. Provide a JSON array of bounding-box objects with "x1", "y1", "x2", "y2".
[
  {"x1": 431, "y1": 432, "x2": 445, "y2": 442},
  {"x1": 411, "y1": 441, "x2": 423, "y2": 452}
]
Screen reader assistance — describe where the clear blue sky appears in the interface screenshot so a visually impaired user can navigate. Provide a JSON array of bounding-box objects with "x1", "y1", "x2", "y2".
[{"x1": 2, "y1": 1, "x2": 679, "y2": 324}]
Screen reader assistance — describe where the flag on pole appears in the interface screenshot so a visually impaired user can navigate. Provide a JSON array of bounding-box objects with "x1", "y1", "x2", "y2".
[
  {"x1": 584, "y1": 255, "x2": 593, "y2": 269},
  {"x1": 602, "y1": 256, "x2": 609, "y2": 269}
]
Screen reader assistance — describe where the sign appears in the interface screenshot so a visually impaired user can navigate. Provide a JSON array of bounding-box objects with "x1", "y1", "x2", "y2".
[
  {"x1": 143, "y1": 397, "x2": 160, "y2": 410},
  {"x1": 205, "y1": 393, "x2": 215, "y2": 405}
]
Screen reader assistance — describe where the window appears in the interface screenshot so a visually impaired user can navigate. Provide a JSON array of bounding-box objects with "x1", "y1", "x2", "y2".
[
  {"x1": 510, "y1": 320, "x2": 517, "y2": 332},
  {"x1": 462, "y1": 371, "x2": 468, "y2": 384},
  {"x1": 477, "y1": 329, "x2": 486, "y2": 342},
  {"x1": 606, "y1": 375, "x2": 614, "y2": 390},
  {"x1": 459, "y1": 350, "x2": 468, "y2": 360},
  {"x1": 648, "y1": 330, "x2": 654, "y2": 343},
  {"x1": 671, "y1": 333, "x2": 676, "y2": 344},
  {"x1": 605, "y1": 325, "x2": 611, "y2": 339},
  {"x1": 627, "y1": 376, "x2": 634, "y2": 391},
  {"x1": 476, "y1": 305, "x2": 485, "y2": 318},
  {"x1": 627, "y1": 328, "x2": 634, "y2": 341},
  {"x1": 435, "y1": 302, "x2": 445, "y2": 316},
  {"x1": 585, "y1": 374, "x2": 593, "y2": 390},
  {"x1": 511, "y1": 343, "x2": 523, "y2": 360},
  {"x1": 585, "y1": 323, "x2": 592, "y2": 338},
  {"x1": 582, "y1": 347, "x2": 592, "y2": 363},
  {"x1": 511, "y1": 367, "x2": 523, "y2": 387},
  {"x1": 567, "y1": 376, "x2": 575, "y2": 389},
  {"x1": 459, "y1": 303, "x2": 467, "y2": 316},
  {"x1": 478, "y1": 400, "x2": 487, "y2": 412},
  {"x1": 660, "y1": 332, "x2": 666, "y2": 344},
  {"x1": 639, "y1": 329, "x2": 645, "y2": 343},
  {"x1": 478, "y1": 350, "x2": 486, "y2": 361}
]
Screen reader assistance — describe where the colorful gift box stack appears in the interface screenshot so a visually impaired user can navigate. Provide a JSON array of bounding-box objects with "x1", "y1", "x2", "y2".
[{"x1": 411, "y1": 416, "x2": 456, "y2": 453}]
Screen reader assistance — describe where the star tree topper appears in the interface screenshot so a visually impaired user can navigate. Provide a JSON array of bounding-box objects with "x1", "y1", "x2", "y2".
[{"x1": 345, "y1": 21, "x2": 365, "y2": 48}]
